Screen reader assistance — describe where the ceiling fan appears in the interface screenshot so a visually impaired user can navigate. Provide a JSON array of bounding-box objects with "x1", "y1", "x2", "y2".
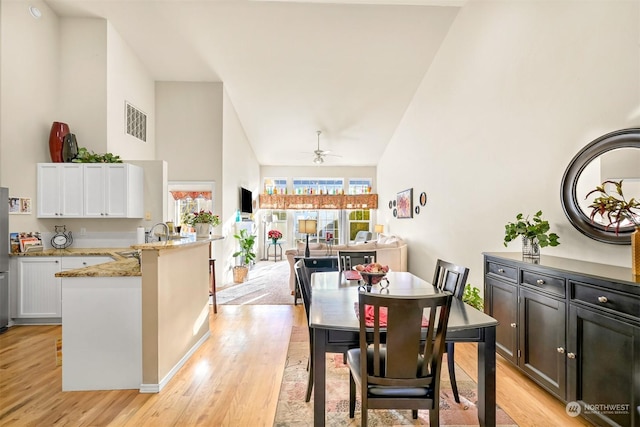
[{"x1": 311, "y1": 130, "x2": 341, "y2": 164}]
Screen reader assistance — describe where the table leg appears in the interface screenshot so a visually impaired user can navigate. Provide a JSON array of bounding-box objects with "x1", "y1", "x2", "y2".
[
  {"x1": 477, "y1": 325, "x2": 496, "y2": 427},
  {"x1": 313, "y1": 328, "x2": 327, "y2": 427}
]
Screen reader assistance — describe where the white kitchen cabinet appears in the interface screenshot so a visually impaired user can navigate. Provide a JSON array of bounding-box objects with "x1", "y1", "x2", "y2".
[
  {"x1": 11, "y1": 256, "x2": 116, "y2": 322},
  {"x1": 83, "y1": 164, "x2": 143, "y2": 218},
  {"x1": 37, "y1": 163, "x2": 84, "y2": 218},
  {"x1": 15, "y1": 257, "x2": 62, "y2": 319},
  {"x1": 37, "y1": 163, "x2": 143, "y2": 219}
]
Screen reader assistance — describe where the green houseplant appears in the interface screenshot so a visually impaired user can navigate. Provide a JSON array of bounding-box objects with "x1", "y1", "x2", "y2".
[
  {"x1": 232, "y1": 228, "x2": 256, "y2": 283},
  {"x1": 585, "y1": 180, "x2": 640, "y2": 233},
  {"x1": 504, "y1": 210, "x2": 560, "y2": 257},
  {"x1": 462, "y1": 284, "x2": 484, "y2": 311},
  {"x1": 586, "y1": 179, "x2": 640, "y2": 276},
  {"x1": 71, "y1": 147, "x2": 122, "y2": 163}
]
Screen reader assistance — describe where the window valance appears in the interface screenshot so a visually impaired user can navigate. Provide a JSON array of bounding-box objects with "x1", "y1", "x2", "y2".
[{"x1": 259, "y1": 194, "x2": 378, "y2": 210}]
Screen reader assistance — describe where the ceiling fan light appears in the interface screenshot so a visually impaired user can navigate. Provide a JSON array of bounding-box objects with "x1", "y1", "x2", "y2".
[{"x1": 313, "y1": 156, "x2": 324, "y2": 164}]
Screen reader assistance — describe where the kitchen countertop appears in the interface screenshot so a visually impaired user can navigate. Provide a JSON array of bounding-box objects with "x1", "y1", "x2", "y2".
[{"x1": 13, "y1": 235, "x2": 224, "y2": 278}]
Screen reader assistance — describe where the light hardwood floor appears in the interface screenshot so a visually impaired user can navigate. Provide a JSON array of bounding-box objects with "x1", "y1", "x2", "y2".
[{"x1": 0, "y1": 304, "x2": 592, "y2": 426}]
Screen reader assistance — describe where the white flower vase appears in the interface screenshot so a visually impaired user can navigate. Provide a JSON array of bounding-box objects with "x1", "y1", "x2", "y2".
[{"x1": 195, "y1": 223, "x2": 211, "y2": 238}]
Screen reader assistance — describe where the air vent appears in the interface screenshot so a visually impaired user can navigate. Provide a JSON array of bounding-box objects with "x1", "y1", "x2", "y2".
[{"x1": 125, "y1": 101, "x2": 147, "y2": 142}]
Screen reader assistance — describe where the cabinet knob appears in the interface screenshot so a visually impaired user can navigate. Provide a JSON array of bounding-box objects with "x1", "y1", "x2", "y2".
[
  {"x1": 597, "y1": 296, "x2": 608, "y2": 303},
  {"x1": 536, "y1": 279, "x2": 545, "y2": 285},
  {"x1": 55, "y1": 260, "x2": 59, "y2": 263},
  {"x1": 498, "y1": 268, "x2": 505, "y2": 273},
  {"x1": 510, "y1": 322, "x2": 517, "y2": 328},
  {"x1": 55, "y1": 213, "x2": 59, "y2": 216},
  {"x1": 82, "y1": 262, "x2": 87, "y2": 265},
  {"x1": 101, "y1": 213, "x2": 105, "y2": 216},
  {"x1": 567, "y1": 352, "x2": 576, "y2": 359},
  {"x1": 557, "y1": 347, "x2": 565, "y2": 354}
]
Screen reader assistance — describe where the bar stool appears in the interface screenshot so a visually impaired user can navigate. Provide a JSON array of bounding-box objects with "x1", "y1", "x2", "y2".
[{"x1": 209, "y1": 258, "x2": 217, "y2": 313}]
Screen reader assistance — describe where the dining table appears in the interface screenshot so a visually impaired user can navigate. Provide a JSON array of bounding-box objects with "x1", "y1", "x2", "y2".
[{"x1": 309, "y1": 270, "x2": 499, "y2": 427}]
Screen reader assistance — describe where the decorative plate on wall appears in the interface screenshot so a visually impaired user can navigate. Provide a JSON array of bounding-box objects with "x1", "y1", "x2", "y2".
[
  {"x1": 419, "y1": 192, "x2": 427, "y2": 206},
  {"x1": 389, "y1": 200, "x2": 393, "y2": 209},
  {"x1": 393, "y1": 208, "x2": 397, "y2": 217},
  {"x1": 415, "y1": 206, "x2": 420, "y2": 215}
]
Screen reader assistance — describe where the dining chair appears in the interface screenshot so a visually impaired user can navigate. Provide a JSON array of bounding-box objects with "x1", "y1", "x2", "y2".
[
  {"x1": 432, "y1": 258, "x2": 469, "y2": 403},
  {"x1": 347, "y1": 291, "x2": 453, "y2": 427},
  {"x1": 337, "y1": 250, "x2": 377, "y2": 271},
  {"x1": 298, "y1": 257, "x2": 339, "y2": 402}
]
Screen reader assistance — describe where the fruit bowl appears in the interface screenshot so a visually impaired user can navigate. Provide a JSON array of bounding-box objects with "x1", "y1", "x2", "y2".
[
  {"x1": 359, "y1": 271, "x2": 387, "y2": 285},
  {"x1": 354, "y1": 263, "x2": 389, "y2": 286}
]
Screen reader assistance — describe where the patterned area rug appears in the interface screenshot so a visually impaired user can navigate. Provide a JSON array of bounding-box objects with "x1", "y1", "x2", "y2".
[
  {"x1": 216, "y1": 260, "x2": 294, "y2": 305},
  {"x1": 274, "y1": 326, "x2": 518, "y2": 426}
]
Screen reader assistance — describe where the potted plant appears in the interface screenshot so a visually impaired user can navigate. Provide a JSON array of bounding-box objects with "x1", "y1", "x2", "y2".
[
  {"x1": 503, "y1": 210, "x2": 560, "y2": 258},
  {"x1": 462, "y1": 284, "x2": 484, "y2": 311},
  {"x1": 585, "y1": 180, "x2": 640, "y2": 233},
  {"x1": 182, "y1": 210, "x2": 221, "y2": 238},
  {"x1": 232, "y1": 228, "x2": 256, "y2": 283},
  {"x1": 586, "y1": 179, "x2": 640, "y2": 275},
  {"x1": 268, "y1": 229, "x2": 282, "y2": 244}
]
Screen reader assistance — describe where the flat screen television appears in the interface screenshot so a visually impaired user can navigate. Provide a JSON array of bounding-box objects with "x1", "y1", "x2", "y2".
[{"x1": 240, "y1": 187, "x2": 253, "y2": 214}]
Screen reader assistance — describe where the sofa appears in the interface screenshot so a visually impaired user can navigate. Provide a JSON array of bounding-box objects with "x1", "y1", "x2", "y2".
[{"x1": 285, "y1": 234, "x2": 408, "y2": 293}]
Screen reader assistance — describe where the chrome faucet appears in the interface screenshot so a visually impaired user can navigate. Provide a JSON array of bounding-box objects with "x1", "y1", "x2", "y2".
[{"x1": 147, "y1": 222, "x2": 169, "y2": 243}]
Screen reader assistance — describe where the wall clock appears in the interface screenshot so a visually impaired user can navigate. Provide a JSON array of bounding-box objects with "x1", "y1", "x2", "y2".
[{"x1": 51, "y1": 225, "x2": 73, "y2": 249}]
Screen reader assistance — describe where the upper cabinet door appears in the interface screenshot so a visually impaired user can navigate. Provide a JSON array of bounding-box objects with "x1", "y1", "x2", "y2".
[
  {"x1": 83, "y1": 164, "x2": 107, "y2": 217},
  {"x1": 104, "y1": 164, "x2": 128, "y2": 217},
  {"x1": 37, "y1": 164, "x2": 83, "y2": 218}
]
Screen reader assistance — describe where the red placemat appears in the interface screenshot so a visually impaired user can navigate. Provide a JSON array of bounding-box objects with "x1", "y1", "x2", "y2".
[
  {"x1": 344, "y1": 270, "x2": 362, "y2": 281},
  {"x1": 354, "y1": 302, "x2": 428, "y2": 327}
]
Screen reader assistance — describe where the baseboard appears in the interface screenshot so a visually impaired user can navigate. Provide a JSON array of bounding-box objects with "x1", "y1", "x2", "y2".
[{"x1": 139, "y1": 330, "x2": 211, "y2": 393}]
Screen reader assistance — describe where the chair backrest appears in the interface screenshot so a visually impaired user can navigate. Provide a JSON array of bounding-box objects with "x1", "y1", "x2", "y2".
[
  {"x1": 431, "y1": 259, "x2": 469, "y2": 300},
  {"x1": 356, "y1": 291, "x2": 452, "y2": 387},
  {"x1": 338, "y1": 250, "x2": 377, "y2": 271},
  {"x1": 299, "y1": 258, "x2": 339, "y2": 317},
  {"x1": 353, "y1": 231, "x2": 372, "y2": 244},
  {"x1": 293, "y1": 259, "x2": 310, "y2": 320}
]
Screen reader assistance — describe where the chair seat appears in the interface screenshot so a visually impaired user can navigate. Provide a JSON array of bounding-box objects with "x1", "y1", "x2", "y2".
[{"x1": 346, "y1": 348, "x2": 432, "y2": 398}]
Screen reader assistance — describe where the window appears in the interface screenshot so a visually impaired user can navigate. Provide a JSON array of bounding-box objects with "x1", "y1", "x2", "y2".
[
  {"x1": 347, "y1": 209, "x2": 371, "y2": 241},
  {"x1": 292, "y1": 178, "x2": 344, "y2": 195},
  {"x1": 264, "y1": 178, "x2": 287, "y2": 195},
  {"x1": 348, "y1": 178, "x2": 372, "y2": 194}
]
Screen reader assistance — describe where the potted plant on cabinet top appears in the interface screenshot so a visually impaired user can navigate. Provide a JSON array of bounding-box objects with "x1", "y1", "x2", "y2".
[
  {"x1": 585, "y1": 179, "x2": 640, "y2": 275},
  {"x1": 503, "y1": 210, "x2": 560, "y2": 258},
  {"x1": 232, "y1": 228, "x2": 256, "y2": 283}
]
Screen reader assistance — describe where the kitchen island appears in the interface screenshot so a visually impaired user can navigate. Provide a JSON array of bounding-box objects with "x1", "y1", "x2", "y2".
[{"x1": 58, "y1": 237, "x2": 220, "y2": 392}]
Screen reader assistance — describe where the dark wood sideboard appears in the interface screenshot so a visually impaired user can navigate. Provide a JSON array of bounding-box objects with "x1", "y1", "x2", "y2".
[{"x1": 483, "y1": 252, "x2": 640, "y2": 427}]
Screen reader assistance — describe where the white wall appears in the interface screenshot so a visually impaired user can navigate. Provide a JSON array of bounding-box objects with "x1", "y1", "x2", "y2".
[
  {"x1": 106, "y1": 22, "x2": 156, "y2": 160},
  {"x1": 222, "y1": 88, "x2": 260, "y2": 285},
  {"x1": 378, "y1": 1, "x2": 640, "y2": 290},
  {"x1": 59, "y1": 18, "x2": 108, "y2": 153}
]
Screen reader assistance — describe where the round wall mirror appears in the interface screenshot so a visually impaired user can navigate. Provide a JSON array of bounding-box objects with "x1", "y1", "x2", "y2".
[{"x1": 560, "y1": 128, "x2": 640, "y2": 245}]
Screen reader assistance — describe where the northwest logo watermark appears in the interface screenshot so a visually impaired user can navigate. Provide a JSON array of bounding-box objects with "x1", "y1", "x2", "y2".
[{"x1": 566, "y1": 401, "x2": 629, "y2": 417}]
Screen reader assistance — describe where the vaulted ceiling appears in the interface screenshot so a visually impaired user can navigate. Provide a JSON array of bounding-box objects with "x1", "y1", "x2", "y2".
[{"x1": 45, "y1": 0, "x2": 463, "y2": 166}]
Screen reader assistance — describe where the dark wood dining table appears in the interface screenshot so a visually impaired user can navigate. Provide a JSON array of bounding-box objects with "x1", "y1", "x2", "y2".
[{"x1": 309, "y1": 270, "x2": 499, "y2": 427}]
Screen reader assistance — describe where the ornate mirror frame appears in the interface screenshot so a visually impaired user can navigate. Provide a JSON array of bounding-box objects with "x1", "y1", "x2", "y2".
[{"x1": 560, "y1": 128, "x2": 640, "y2": 245}]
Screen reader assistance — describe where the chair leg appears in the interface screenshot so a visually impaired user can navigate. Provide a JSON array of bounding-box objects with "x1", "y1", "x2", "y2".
[
  {"x1": 447, "y1": 342, "x2": 460, "y2": 403},
  {"x1": 349, "y1": 373, "x2": 356, "y2": 418},
  {"x1": 429, "y1": 405, "x2": 439, "y2": 426},
  {"x1": 305, "y1": 331, "x2": 314, "y2": 402},
  {"x1": 412, "y1": 409, "x2": 418, "y2": 419}
]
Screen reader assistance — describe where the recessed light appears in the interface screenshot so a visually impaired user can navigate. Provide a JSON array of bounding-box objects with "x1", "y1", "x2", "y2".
[{"x1": 29, "y1": 6, "x2": 42, "y2": 19}]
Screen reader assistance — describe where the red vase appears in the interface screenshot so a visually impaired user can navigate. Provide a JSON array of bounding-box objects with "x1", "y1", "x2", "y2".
[{"x1": 49, "y1": 122, "x2": 70, "y2": 163}]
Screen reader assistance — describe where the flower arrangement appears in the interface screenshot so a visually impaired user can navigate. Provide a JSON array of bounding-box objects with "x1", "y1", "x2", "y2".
[
  {"x1": 182, "y1": 210, "x2": 221, "y2": 226},
  {"x1": 586, "y1": 180, "x2": 640, "y2": 234},
  {"x1": 268, "y1": 229, "x2": 282, "y2": 240}
]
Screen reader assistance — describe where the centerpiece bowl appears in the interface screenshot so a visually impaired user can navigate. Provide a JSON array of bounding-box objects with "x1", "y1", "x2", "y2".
[{"x1": 354, "y1": 263, "x2": 390, "y2": 288}]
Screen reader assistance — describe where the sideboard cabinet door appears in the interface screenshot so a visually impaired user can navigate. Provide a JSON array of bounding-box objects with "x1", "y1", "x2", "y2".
[
  {"x1": 485, "y1": 275, "x2": 518, "y2": 364},
  {"x1": 568, "y1": 305, "x2": 640, "y2": 427}
]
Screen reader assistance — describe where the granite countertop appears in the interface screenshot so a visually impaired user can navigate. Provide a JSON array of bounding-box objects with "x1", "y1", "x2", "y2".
[
  {"x1": 130, "y1": 234, "x2": 224, "y2": 251},
  {"x1": 11, "y1": 248, "x2": 128, "y2": 259},
  {"x1": 56, "y1": 258, "x2": 142, "y2": 278}
]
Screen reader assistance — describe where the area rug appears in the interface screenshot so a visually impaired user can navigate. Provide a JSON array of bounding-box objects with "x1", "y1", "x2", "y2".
[
  {"x1": 274, "y1": 326, "x2": 518, "y2": 426},
  {"x1": 216, "y1": 260, "x2": 293, "y2": 305}
]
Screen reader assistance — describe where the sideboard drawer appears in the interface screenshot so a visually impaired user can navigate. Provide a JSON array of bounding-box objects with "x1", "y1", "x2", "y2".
[
  {"x1": 521, "y1": 269, "x2": 565, "y2": 298},
  {"x1": 571, "y1": 281, "x2": 640, "y2": 320},
  {"x1": 486, "y1": 261, "x2": 517, "y2": 283}
]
